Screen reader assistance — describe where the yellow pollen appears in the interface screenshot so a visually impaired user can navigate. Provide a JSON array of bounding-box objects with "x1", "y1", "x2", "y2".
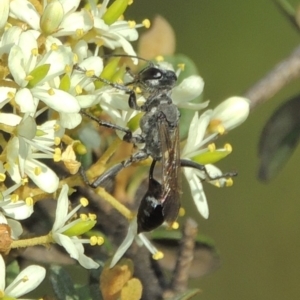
[
  {"x1": 75, "y1": 84, "x2": 82, "y2": 95},
  {"x1": 65, "y1": 65, "x2": 72, "y2": 73},
  {"x1": 25, "y1": 197, "x2": 33, "y2": 206},
  {"x1": 73, "y1": 53, "x2": 79, "y2": 64},
  {"x1": 11, "y1": 194, "x2": 19, "y2": 203},
  {"x1": 177, "y1": 63, "x2": 185, "y2": 71},
  {"x1": 80, "y1": 197, "x2": 89, "y2": 207},
  {"x1": 208, "y1": 143, "x2": 216, "y2": 152},
  {"x1": 22, "y1": 275, "x2": 29, "y2": 282},
  {"x1": 135, "y1": 87, "x2": 142, "y2": 94},
  {"x1": 31, "y1": 48, "x2": 38, "y2": 56},
  {"x1": 53, "y1": 148, "x2": 62, "y2": 162},
  {"x1": 54, "y1": 137, "x2": 61, "y2": 146},
  {"x1": 0, "y1": 173, "x2": 6, "y2": 182},
  {"x1": 34, "y1": 167, "x2": 42, "y2": 175},
  {"x1": 171, "y1": 222, "x2": 179, "y2": 230},
  {"x1": 128, "y1": 20, "x2": 136, "y2": 28},
  {"x1": 80, "y1": 213, "x2": 88, "y2": 221},
  {"x1": 85, "y1": 70, "x2": 95, "y2": 77},
  {"x1": 142, "y1": 19, "x2": 151, "y2": 28},
  {"x1": 226, "y1": 178, "x2": 233, "y2": 187},
  {"x1": 214, "y1": 181, "x2": 221, "y2": 188},
  {"x1": 7, "y1": 91, "x2": 15, "y2": 99},
  {"x1": 48, "y1": 88, "x2": 55, "y2": 95},
  {"x1": 25, "y1": 75, "x2": 34, "y2": 81},
  {"x1": 90, "y1": 236, "x2": 97, "y2": 246},
  {"x1": 21, "y1": 178, "x2": 28, "y2": 185},
  {"x1": 76, "y1": 28, "x2": 84, "y2": 38},
  {"x1": 153, "y1": 251, "x2": 164, "y2": 260},
  {"x1": 224, "y1": 143, "x2": 232, "y2": 152},
  {"x1": 97, "y1": 236, "x2": 104, "y2": 245},
  {"x1": 178, "y1": 207, "x2": 185, "y2": 217},
  {"x1": 155, "y1": 55, "x2": 164, "y2": 62},
  {"x1": 218, "y1": 125, "x2": 225, "y2": 135},
  {"x1": 88, "y1": 213, "x2": 97, "y2": 221},
  {"x1": 51, "y1": 43, "x2": 58, "y2": 51},
  {"x1": 54, "y1": 123, "x2": 61, "y2": 131},
  {"x1": 128, "y1": 0, "x2": 133, "y2": 5}
]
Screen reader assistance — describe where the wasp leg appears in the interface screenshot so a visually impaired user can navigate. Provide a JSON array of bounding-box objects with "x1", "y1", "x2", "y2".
[
  {"x1": 81, "y1": 151, "x2": 149, "y2": 188},
  {"x1": 180, "y1": 159, "x2": 237, "y2": 181}
]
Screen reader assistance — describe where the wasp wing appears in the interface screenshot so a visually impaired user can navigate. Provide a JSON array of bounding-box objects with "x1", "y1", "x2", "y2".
[{"x1": 158, "y1": 114, "x2": 181, "y2": 225}]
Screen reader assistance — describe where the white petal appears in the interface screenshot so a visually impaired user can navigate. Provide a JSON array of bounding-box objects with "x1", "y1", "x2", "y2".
[
  {"x1": 7, "y1": 219, "x2": 23, "y2": 239},
  {"x1": 110, "y1": 219, "x2": 137, "y2": 268},
  {"x1": 15, "y1": 88, "x2": 37, "y2": 113},
  {"x1": 184, "y1": 168, "x2": 209, "y2": 219},
  {"x1": 74, "y1": 241, "x2": 99, "y2": 269},
  {"x1": 53, "y1": 233, "x2": 79, "y2": 260},
  {"x1": 0, "y1": 254, "x2": 5, "y2": 290},
  {"x1": 0, "y1": 0, "x2": 9, "y2": 30},
  {"x1": 59, "y1": 112, "x2": 82, "y2": 129},
  {"x1": 25, "y1": 159, "x2": 59, "y2": 193},
  {"x1": 5, "y1": 265, "x2": 46, "y2": 297},
  {"x1": 2, "y1": 201, "x2": 33, "y2": 220},
  {"x1": 0, "y1": 26, "x2": 22, "y2": 56},
  {"x1": 52, "y1": 184, "x2": 69, "y2": 231},
  {"x1": 8, "y1": 45, "x2": 27, "y2": 87},
  {"x1": 0, "y1": 113, "x2": 21, "y2": 126},
  {"x1": 60, "y1": 0, "x2": 81, "y2": 14},
  {"x1": 172, "y1": 75, "x2": 204, "y2": 104},
  {"x1": 9, "y1": 0, "x2": 40, "y2": 30},
  {"x1": 32, "y1": 87, "x2": 80, "y2": 113}
]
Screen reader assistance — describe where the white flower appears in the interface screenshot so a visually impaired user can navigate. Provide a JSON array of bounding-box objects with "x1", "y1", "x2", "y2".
[
  {"x1": 110, "y1": 217, "x2": 162, "y2": 268},
  {"x1": 0, "y1": 254, "x2": 46, "y2": 299},
  {"x1": 51, "y1": 184, "x2": 99, "y2": 269}
]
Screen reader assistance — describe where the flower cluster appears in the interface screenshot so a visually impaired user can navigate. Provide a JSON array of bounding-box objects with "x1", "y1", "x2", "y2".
[{"x1": 0, "y1": 0, "x2": 250, "y2": 297}]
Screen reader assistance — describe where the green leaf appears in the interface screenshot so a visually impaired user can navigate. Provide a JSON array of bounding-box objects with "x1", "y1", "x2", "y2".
[
  {"x1": 258, "y1": 93, "x2": 300, "y2": 181},
  {"x1": 50, "y1": 265, "x2": 80, "y2": 300}
]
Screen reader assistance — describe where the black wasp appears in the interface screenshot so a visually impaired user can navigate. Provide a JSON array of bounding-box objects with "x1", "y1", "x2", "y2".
[{"x1": 77, "y1": 55, "x2": 236, "y2": 233}]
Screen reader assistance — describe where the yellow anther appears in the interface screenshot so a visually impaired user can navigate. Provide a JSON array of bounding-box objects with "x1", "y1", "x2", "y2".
[
  {"x1": 135, "y1": 87, "x2": 142, "y2": 94},
  {"x1": 0, "y1": 173, "x2": 6, "y2": 182},
  {"x1": 80, "y1": 197, "x2": 89, "y2": 207},
  {"x1": 224, "y1": 143, "x2": 232, "y2": 152},
  {"x1": 7, "y1": 91, "x2": 15, "y2": 99},
  {"x1": 75, "y1": 84, "x2": 82, "y2": 95},
  {"x1": 31, "y1": 48, "x2": 38, "y2": 56},
  {"x1": 226, "y1": 178, "x2": 233, "y2": 187},
  {"x1": 128, "y1": 0, "x2": 133, "y2": 4},
  {"x1": 54, "y1": 137, "x2": 61, "y2": 146},
  {"x1": 76, "y1": 28, "x2": 84, "y2": 38},
  {"x1": 48, "y1": 88, "x2": 55, "y2": 95},
  {"x1": 25, "y1": 75, "x2": 34, "y2": 81},
  {"x1": 153, "y1": 251, "x2": 164, "y2": 260},
  {"x1": 51, "y1": 43, "x2": 58, "y2": 51},
  {"x1": 90, "y1": 236, "x2": 98, "y2": 246},
  {"x1": 25, "y1": 197, "x2": 33, "y2": 206},
  {"x1": 128, "y1": 20, "x2": 136, "y2": 28},
  {"x1": 73, "y1": 53, "x2": 79, "y2": 64},
  {"x1": 53, "y1": 148, "x2": 62, "y2": 162},
  {"x1": 11, "y1": 194, "x2": 19, "y2": 203},
  {"x1": 80, "y1": 213, "x2": 88, "y2": 221},
  {"x1": 22, "y1": 275, "x2": 29, "y2": 282},
  {"x1": 171, "y1": 222, "x2": 179, "y2": 230},
  {"x1": 88, "y1": 213, "x2": 97, "y2": 221},
  {"x1": 85, "y1": 70, "x2": 95, "y2": 77},
  {"x1": 54, "y1": 123, "x2": 60, "y2": 131},
  {"x1": 97, "y1": 236, "x2": 104, "y2": 245},
  {"x1": 155, "y1": 55, "x2": 164, "y2": 62},
  {"x1": 208, "y1": 143, "x2": 216, "y2": 152},
  {"x1": 34, "y1": 166, "x2": 42, "y2": 175},
  {"x1": 217, "y1": 125, "x2": 225, "y2": 135},
  {"x1": 21, "y1": 178, "x2": 28, "y2": 185},
  {"x1": 142, "y1": 18, "x2": 151, "y2": 28},
  {"x1": 214, "y1": 181, "x2": 221, "y2": 188},
  {"x1": 177, "y1": 63, "x2": 185, "y2": 71},
  {"x1": 65, "y1": 64, "x2": 72, "y2": 73},
  {"x1": 178, "y1": 207, "x2": 185, "y2": 217}
]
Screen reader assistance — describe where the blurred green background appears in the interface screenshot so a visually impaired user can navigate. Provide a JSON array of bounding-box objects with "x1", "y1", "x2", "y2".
[{"x1": 128, "y1": 1, "x2": 300, "y2": 299}]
